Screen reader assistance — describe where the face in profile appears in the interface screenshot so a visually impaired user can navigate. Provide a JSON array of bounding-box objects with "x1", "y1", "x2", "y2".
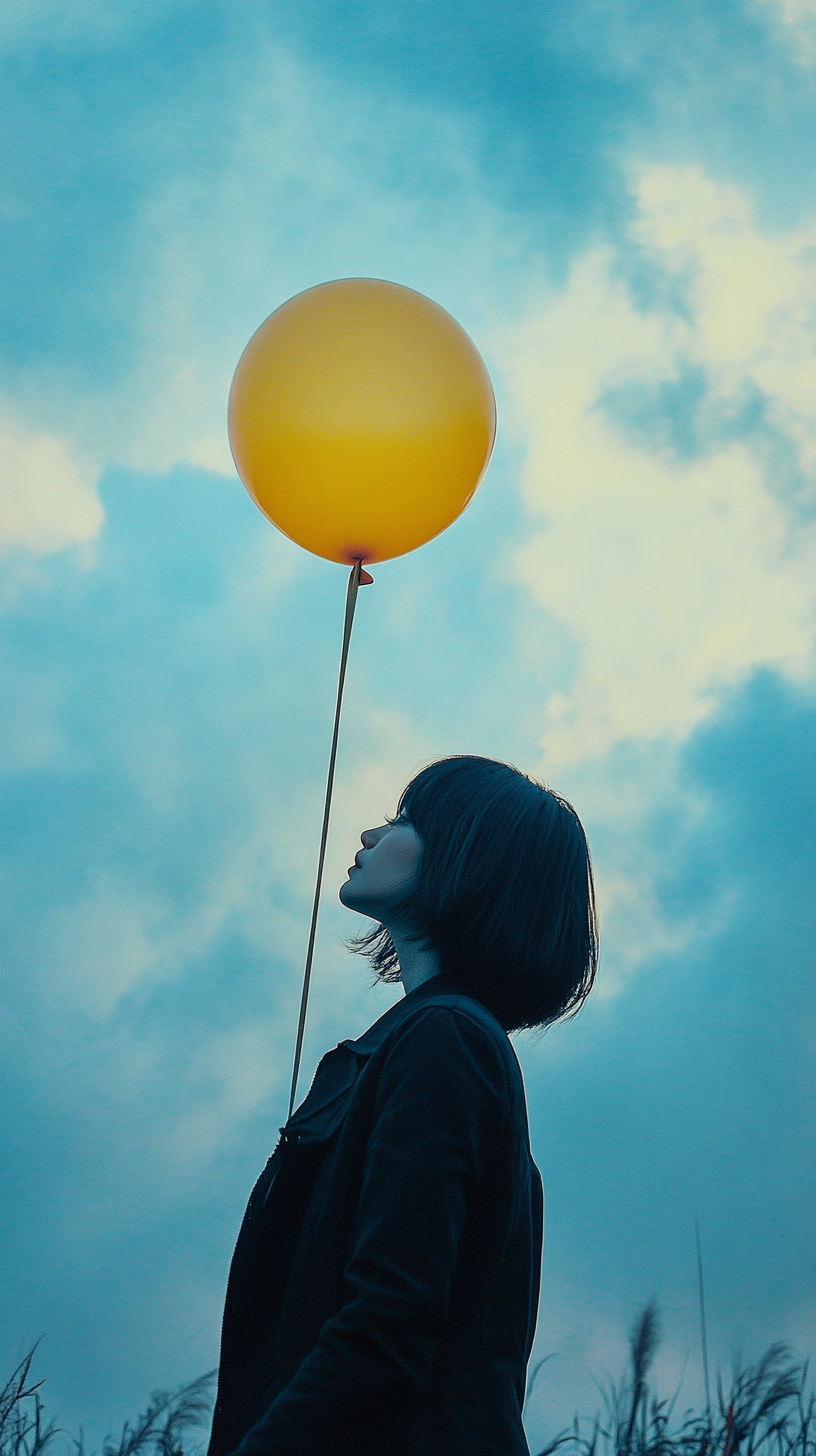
[
  {"x1": 340, "y1": 756, "x2": 598, "y2": 1032},
  {"x1": 339, "y1": 815, "x2": 423, "y2": 926}
]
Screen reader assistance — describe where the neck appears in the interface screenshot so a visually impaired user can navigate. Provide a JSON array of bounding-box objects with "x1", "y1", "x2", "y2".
[{"x1": 387, "y1": 924, "x2": 441, "y2": 996}]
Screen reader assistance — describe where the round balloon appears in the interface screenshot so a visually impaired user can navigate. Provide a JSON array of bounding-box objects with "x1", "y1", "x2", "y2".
[{"x1": 228, "y1": 278, "x2": 496, "y2": 565}]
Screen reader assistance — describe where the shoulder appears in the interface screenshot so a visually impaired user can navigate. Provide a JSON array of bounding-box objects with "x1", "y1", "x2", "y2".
[{"x1": 377, "y1": 994, "x2": 518, "y2": 1106}]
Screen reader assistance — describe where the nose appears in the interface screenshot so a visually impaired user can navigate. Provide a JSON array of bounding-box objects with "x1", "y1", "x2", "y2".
[{"x1": 360, "y1": 824, "x2": 387, "y2": 849}]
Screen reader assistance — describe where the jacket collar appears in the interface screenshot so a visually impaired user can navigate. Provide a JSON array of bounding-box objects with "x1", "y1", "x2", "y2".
[
  {"x1": 338, "y1": 971, "x2": 477, "y2": 1059},
  {"x1": 285, "y1": 976, "x2": 470, "y2": 1138},
  {"x1": 285, "y1": 973, "x2": 504, "y2": 1140}
]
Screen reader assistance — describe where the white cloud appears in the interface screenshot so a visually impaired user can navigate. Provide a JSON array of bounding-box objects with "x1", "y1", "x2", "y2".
[
  {"x1": 755, "y1": 0, "x2": 816, "y2": 65},
  {"x1": 0, "y1": 400, "x2": 104, "y2": 556},
  {"x1": 499, "y1": 165, "x2": 816, "y2": 771},
  {"x1": 630, "y1": 166, "x2": 816, "y2": 475}
]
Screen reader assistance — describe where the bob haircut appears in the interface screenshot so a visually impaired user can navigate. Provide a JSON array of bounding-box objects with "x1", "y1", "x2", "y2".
[{"x1": 351, "y1": 755, "x2": 598, "y2": 1036}]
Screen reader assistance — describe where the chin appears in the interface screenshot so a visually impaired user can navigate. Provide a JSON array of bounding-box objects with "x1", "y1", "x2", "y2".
[{"x1": 339, "y1": 881, "x2": 360, "y2": 910}]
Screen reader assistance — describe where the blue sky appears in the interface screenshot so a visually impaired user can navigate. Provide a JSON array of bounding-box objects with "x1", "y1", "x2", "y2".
[{"x1": 1, "y1": 1, "x2": 815, "y2": 1450}]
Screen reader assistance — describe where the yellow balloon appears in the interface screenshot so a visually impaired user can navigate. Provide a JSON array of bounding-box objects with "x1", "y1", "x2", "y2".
[{"x1": 228, "y1": 278, "x2": 496, "y2": 565}]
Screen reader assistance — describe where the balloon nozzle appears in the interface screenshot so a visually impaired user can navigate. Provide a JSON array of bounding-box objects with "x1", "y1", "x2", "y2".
[{"x1": 358, "y1": 568, "x2": 374, "y2": 586}]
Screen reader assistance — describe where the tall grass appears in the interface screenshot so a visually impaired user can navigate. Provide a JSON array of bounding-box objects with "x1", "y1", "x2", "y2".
[
  {"x1": 526, "y1": 1304, "x2": 814, "y2": 1456},
  {"x1": 0, "y1": 1349, "x2": 215, "y2": 1456},
  {"x1": 2, "y1": 1308, "x2": 812, "y2": 1456}
]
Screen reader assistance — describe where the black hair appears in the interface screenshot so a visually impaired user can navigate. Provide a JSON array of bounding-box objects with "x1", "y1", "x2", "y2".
[{"x1": 350, "y1": 755, "x2": 598, "y2": 1036}]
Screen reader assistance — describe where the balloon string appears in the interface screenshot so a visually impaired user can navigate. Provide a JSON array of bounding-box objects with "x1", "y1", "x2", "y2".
[{"x1": 287, "y1": 559, "x2": 367, "y2": 1122}]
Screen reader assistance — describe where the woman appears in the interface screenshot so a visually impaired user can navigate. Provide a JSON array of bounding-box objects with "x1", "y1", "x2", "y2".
[{"x1": 207, "y1": 755, "x2": 598, "y2": 1456}]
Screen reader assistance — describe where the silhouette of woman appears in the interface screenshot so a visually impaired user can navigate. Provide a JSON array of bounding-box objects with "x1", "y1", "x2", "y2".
[{"x1": 207, "y1": 754, "x2": 598, "y2": 1456}]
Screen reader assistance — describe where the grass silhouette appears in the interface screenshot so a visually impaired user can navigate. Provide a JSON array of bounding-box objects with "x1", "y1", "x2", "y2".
[
  {"x1": 2, "y1": 1306, "x2": 812, "y2": 1456},
  {"x1": 0, "y1": 1348, "x2": 215, "y2": 1456},
  {"x1": 525, "y1": 1304, "x2": 814, "y2": 1456}
]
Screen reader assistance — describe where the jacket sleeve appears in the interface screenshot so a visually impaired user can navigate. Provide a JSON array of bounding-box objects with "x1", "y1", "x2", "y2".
[{"x1": 231, "y1": 1007, "x2": 509, "y2": 1456}]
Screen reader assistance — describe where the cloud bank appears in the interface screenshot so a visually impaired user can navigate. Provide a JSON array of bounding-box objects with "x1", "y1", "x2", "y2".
[{"x1": 502, "y1": 165, "x2": 816, "y2": 768}]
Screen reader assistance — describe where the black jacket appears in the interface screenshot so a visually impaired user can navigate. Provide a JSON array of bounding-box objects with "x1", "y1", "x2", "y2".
[{"x1": 207, "y1": 972, "x2": 544, "y2": 1456}]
